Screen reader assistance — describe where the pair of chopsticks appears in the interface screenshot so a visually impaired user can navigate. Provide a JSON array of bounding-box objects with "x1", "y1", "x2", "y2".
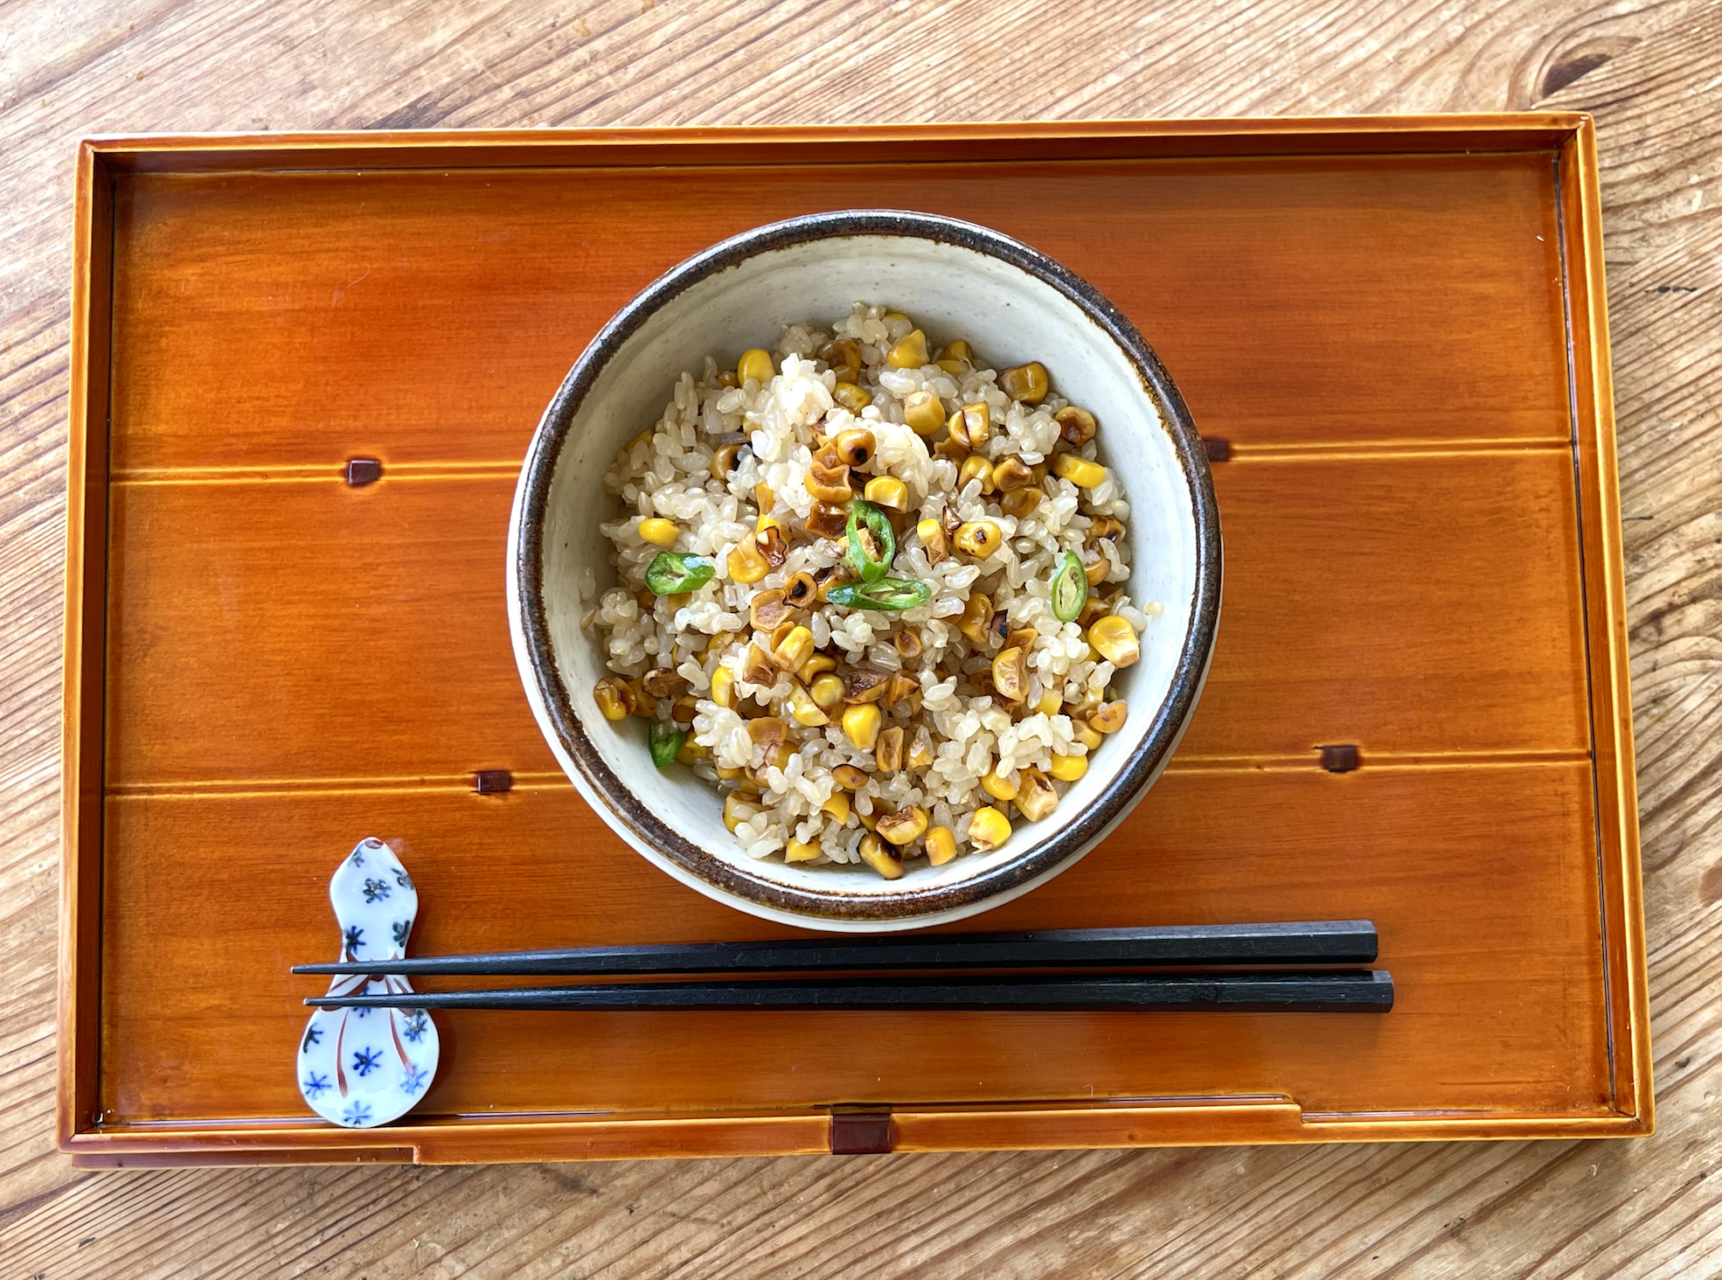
[{"x1": 298, "y1": 920, "x2": 1393, "y2": 1013}]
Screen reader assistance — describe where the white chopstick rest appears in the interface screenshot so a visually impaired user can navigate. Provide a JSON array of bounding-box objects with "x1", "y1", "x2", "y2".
[{"x1": 297, "y1": 838, "x2": 440, "y2": 1128}]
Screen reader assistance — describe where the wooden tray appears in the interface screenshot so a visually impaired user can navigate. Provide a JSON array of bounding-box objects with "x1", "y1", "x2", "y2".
[{"x1": 59, "y1": 115, "x2": 1651, "y2": 1167}]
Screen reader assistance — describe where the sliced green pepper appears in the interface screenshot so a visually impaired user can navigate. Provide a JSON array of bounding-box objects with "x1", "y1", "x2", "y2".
[
  {"x1": 1051, "y1": 550, "x2": 1089, "y2": 623},
  {"x1": 648, "y1": 720, "x2": 686, "y2": 769},
  {"x1": 826, "y1": 576, "x2": 932, "y2": 612},
  {"x1": 644, "y1": 550, "x2": 716, "y2": 596},
  {"x1": 845, "y1": 499, "x2": 896, "y2": 583}
]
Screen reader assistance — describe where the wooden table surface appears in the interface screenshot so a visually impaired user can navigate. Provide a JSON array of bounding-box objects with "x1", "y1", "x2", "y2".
[{"x1": 3, "y1": 1, "x2": 1718, "y2": 1275}]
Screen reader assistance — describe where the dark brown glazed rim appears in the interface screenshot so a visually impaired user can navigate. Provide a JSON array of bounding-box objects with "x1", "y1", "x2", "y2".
[{"x1": 516, "y1": 210, "x2": 1221, "y2": 923}]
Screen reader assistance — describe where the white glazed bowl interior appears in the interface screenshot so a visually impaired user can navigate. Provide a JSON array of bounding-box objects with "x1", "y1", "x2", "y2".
[{"x1": 509, "y1": 212, "x2": 1218, "y2": 932}]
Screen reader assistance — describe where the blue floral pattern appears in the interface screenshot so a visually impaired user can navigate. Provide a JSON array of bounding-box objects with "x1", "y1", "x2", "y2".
[
  {"x1": 301, "y1": 1024, "x2": 322, "y2": 1052},
  {"x1": 351, "y1": 1046, "x2": 382, "y2": 1078},
  {"x1": 341, "y1": 1101, "x2": 373, "y2": 1126},
  {"x1": 400, "y1": 1064, "x2": 430, "y2": 1096},
  {"x1": 392, "y1": 919, "x2": 412, "y2": 948},
  {"x1": 342, "y1": 925, "x2": 364, "y2": 957},
  {"x1": 362, "y1": 877, "x2": 391, "y2": 903},
  {"x1": 302, "y1": 1072, "x2": 330, "y2": 1100},
  {"x1": 401, "y1": 1012, "x2": 429, "y2": 1044}
]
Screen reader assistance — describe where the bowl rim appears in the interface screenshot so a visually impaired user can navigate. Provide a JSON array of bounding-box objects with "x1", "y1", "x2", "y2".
[{"x1": 512, "y1": 209, "x2": 1221, "y2": 923}]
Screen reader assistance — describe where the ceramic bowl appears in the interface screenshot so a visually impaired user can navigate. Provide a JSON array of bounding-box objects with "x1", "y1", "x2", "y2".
[{"x1": 508, "y1": 210, "x2": 1220, "y2": 933}]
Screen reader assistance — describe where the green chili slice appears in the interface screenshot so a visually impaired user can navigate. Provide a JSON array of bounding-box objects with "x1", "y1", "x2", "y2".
[
  {"x1": 845, "y1": 499, "x2": 897, "y2": 583},
  {"x1": 644, "y1": 550, "x2": 716, "y2": 596},
  {"x1": 1051, "y1": 550, "x2": 1089, "y2": 623},
  {"x1": 648, "y1": 720, "x2": 686, "y2": 769},
  {"x1": 826, "y1": 576, "x2": 932, "y2": 612}
]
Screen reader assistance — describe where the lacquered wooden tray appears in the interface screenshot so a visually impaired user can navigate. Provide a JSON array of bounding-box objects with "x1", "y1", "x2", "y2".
[{"x1": 59, "y1": 115, "x2": 1651, "y2": 1167}]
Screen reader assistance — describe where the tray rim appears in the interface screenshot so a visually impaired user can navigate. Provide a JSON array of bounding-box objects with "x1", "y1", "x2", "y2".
[{"x1": 59, "y1": 112, "x2": 1651, "y2": 1164}]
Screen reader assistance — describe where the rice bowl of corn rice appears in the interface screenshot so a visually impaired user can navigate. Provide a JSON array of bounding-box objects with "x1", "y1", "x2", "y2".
[{"x1": 508, "y1": 211, "x2": 1220, "y2": 931}]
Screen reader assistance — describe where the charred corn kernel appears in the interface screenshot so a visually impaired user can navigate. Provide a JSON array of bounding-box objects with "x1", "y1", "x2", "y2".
[
  {"x1": 833, "y1": 382, "x2": 873, "y2": 413},
  {"x1": 771, "y1": 625, "x2": 816, "y2": 671},
  {"x1": 738, "y1": 348, "x2": 774, "y2": 384},
  {"x1": 956, "y1": 591, "x2": 993, "y2": 644},
  {"x1": 1036, "y1": 687, "x2": 1064, "y2": 717},
  {"x1": 727, "y1": 536, "x2": 769, "y2": 584},
  {"x1": 949, "y1": 400, "x2": 991, "y2": 449},
  {"x1": 809, "y1": 673, "x2": 845, "y2": 710},
  {"x1": 954, "y1": 520, "x2": 1002, "y2": 558},
  {"x1": 834, "y1": 428, "x2": 876, "y2": 468},
  {"x1": 863, "y1": 476, "x2": 909, "y2": 511},
  {"x1": 957, "y1": 455, "x2": 995, "y2": 495},
  {"x1": 903, "y1": 390, "x2": 945, "y2": 435},
  {"x1": 1056, "y1": 405, "x2": 1097, "y2": 446},
  {"x1": 785, "y1": 839, "x2": 822, "y2": 863},
  {"x1": 875, "y1": 726, "x2": 905, "y2": 773},
  {"x1": 876, "y1": 805, "x2": 928, "y2": 846},
  {"x1": 638, "y1": 517, "x2": 678, "y2": 547},
  {"x1": 1052, "y1": 453, "x2": 1107, "y2": 489},
  {"x1": 783, "y1": 571, "x2": 818, "y2": 611},
  {"x1": 821, "y1": 791, "x2": 851, "y2": 823},
  {"x1": 1090, "y1": 700, "x2": 1128, "y2": 734},
  {"x1": 1088, "y1": 615, "x2": 1141, "y2": 667},
  {"x1": 789, "y1": 682, "x2": 830, "y2": 727},
  {"x1": 798, "y1": 652, "x2": 837, "y2": 682},
  {"x1": 968, "y1": 806, "x2": 1013, "y2": 852},
  {"x1": 992, "y1": 456, "x2": 1035, "y2": 492},
  {"x1": 925, "y1": 825, "x2": 957, "y2": 865},
  {"x1": 1015, "y1": 768, "x2": 1060, "y2": 821},
  {"x1": 1072, "y1": 719, "x2": 1104, "y2": 751},
  {"x1": 858, "y1": 833, "x2": 904, "y2": 879},
  {"x1": 710, "y1": 441, "x2": 742, "y2": 482},
  {"x1": 944, "y1": 340, "x2": 972, "y2": 363},
  {"x1": 756, "y1": 512, "x2": 784, "y2": 535},
  {"x1": 833, "y1": 763, "x2": 869, "y2": 790},
  {"x1": 981, "y1": 768, "x2": 1019, "y2": 802},
  {"x1": 710, "y1": 667, "x2": 735, "y2": 709},
  {"x1": 593, "y1": 676, "x2": 635, "y2": 721},
  {"x1": 992, "y1": 646, "x2": 1029, "y2": 704},
  {"x1": 723, "y1": 791, "x2": 760, "y2": 833},
  {"x1": 1049, "y1": 752, "x2": 1088, "y2": 782},
  {"x1": 748, "y1": 716, "x2": 788, "y2": 746},
  {"x1": 1085, "y1": 555, "x2": 1110, "y2": 587},
  {"x1": 886, "y1": 329, "x2": 929, "y2": 369},
  {"x1": 841, "y1": 703, "x2": 882, "y2": 750},
  {"x1": 999, "y1": 362, "x2": 1049, "y2": 403},
  {"x1": 1001, "y1": 488, "x2": 1043, "y2": 518},
  {"x1": 917, "y1": 518, "x2": 947, "y2": 564}
]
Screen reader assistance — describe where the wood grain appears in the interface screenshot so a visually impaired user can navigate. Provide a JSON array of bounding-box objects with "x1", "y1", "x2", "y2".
[{"x1": 4, "y1": 1, "x2": 1720, "y2": 1278}]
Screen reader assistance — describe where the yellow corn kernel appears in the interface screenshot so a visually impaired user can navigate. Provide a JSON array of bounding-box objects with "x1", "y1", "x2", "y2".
[
  {"x1": 953, "y1": 400, "x2": 991, "y2": 448},
  {"x1": 810, "y1": 673, "x2": 845, "y2": 710},
  {"x1": 1015, "y1": 768, "x2": 1060, "y2": 821},
  {"x1": 1072, "y1": 719, "x2": 1104, "y2": 751},
  {"x1": 876, "y1": 805, "x2": 929, "y2": 846},
  {"x1": 1090, "y1": 700, "x2": 1128, "y2": 734},
  {"x1": 638, "y1": 517, "x2": 678, "y2": 547},
  {"x1": 886, "y1": 329, "x2": 929, "y2": 369},
  {"x1": 944, "y1": 339, "x2": 972, "y2": 362},
  {"x1": 785, "y1": 839, "x2": 822, "y2": 863},
  {"x1": 863, "y1": 475, "x2": 909, "y2": 511},
  {"x1": 917, "y1": 518, "x2": 947, "y2": 564},
  {"x1": 956, "y1": 591, "x2": 993, "y2": 644},
  {"x1": 981, "y1": 769, "x2": 1019, "y2": 802},
  {"x1": 798, "y1": 652, "x2": 838, "y2": 682},
  {"x1": 789, "y1": 682, "x2": 830, "y2": 727},
  {"x1": 675, "y1": 737, "x2": 705, "y2": 766},
  {"x1": 1052, "y1": 453, "x2": 1107, "y2": 489},
  {"x1": 875, "y1": 725, "x2": 905, "y2": 773},
  {"x1": 833, "y1": 763, "x2": 869, "y2": 790},
  {"x1": 907, "y1": 736, "x2": 935, "y2": 769},
  {"x1": 934, "y1": 358, "x2": 967, "y2": 375},
  {"x1": 1035, "y1": 687, "x2": 1063, "y2": 717},
  {"x1": 858, "y1": 833, "x2": 904, "y2": 879},
  {"x1": 999, "y1": 362, "x2": 1049, "y2": 403},
  {"x1": 757, "y1": 512, "x2": 784, "y2": 535},
  {"x1": 1049, "y1": 752, "x2": 1088, "y2": 782},
  {"x1": 903, "y1": 390, "x2": 945, "y2": 435},
  {"x1": 1088, "y1": 615, "x2": 1141, "y2": 668},
  {"x1": 822, "y1": 791, "x2": 851, "y2": 823},
  {"x1": 954, "y1": 520, "x2": 1002, "y2": 558},
  {"x1": 925, "y1": 825, "x2": 957, "y2": 866},
  {"x1": 710, "y1": 667, "x2": 735, "y2": 709},
  {"x1": 738, "y1": 348, "x2": 774, "y2": 384},
  {"x1": 754, "y1": 482, "x2": 774, "y2": 511},
  {"x1": 771, "y1": 625, "x2": 816, "y2": 672},
  {"x1": 957, "y1": 455, "x2": 995, "y2": 495},
  {"x1": 593, "y1": 676, "x2": 635, "y2": 721},
  {"x1": 716, "y1": 764, "x2": 743, "y2": 780},
  {"x1": 727, "y1": 537, "x2": 769, "y2": 584},
  {"x1": 841, "y1": 703, "x2": 882, "y2": 750},
  {"x1": 968, "y1": 806, "x2": 1013, "y2": 852},
  {"x1": 722, "y1": 791, "x2": 760, "y2": 833},
  {"x1": 833, "y1": 382, "x2": 873, "y2": 413}
]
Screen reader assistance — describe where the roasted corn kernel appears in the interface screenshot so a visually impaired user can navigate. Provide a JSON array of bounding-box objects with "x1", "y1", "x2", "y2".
[
  {"x1": 1052, "y1": 453, "x2": 1107, "y2": 489},
  {"x1": 886, "y1": 329, "x2": 929, "y2": 369},
  {"x1": 710, "y1": 667, "x2": 734, "y2": 709},
  {"x1": 863, "y1": 475, "x2": 909, "y2": 511},
  {"x1": 841, "y1": 703, "x2": 882, "y2": 750},
  {"x1": 593, "y1": 676, "x2": 636, "y2": 721},
  {"x1": 1072, "y1": 719, "x2": 1104, "y2": 751},
  {"x1": 907, "y1": 735, "x2": 935, "y2": 769},
  {"x1": 917, "y1": 518, "x2": 947, "y2": 564},
  {"x1": 770, "y1": 625, "x2": 816, "y2": 671},
  {"x1": 858, "y1": 833, "x2": 904, "y2": 879},
  {"x1": 637, "y1": 517, "x2": 678, "y2": 547},
  {"x1": 999, "y1": 362, "x2": 1049, "y2": 403},
  {"x1": 956, "y1": 591, "x2": 994, "y2": 644},
  {"x1": 925, "y1": 825, "x2": 957, "y2": 866},
  {"x1": 789, "y1": 682, "x2": 830, "y2": 726},
  {"x1": 876, "y1": 805, "x2": 928, "y2": 846},
  {"x1": 833, "y1": 763, "x2": 869, "y2": 790},
  {"x1": 832, "y1": 382, "x2": 873, "y2": 413},
  {"x1": 981, "y1": 768, "x2": 1019, "y2": 802},
  {"x1": 798, "y1": 652, "x2": 837, "y2": 682},
  {"x1": 954, "y1": 520, "x2": 1002, "y2": 558},
  {"x1": 727, "y1": 536, "x2": 769, "y2": 584},
  {"x1": 1049, "y1": 752, "x2": 1088, "y2": 782},
  {"x1": 1035, "y1": 687, "x2": 1064, "y2": 717},
  {"x1": 1088, "y1": 615, "x2": 1141, "y2": 667},
  {"x1": 968, "y1": 806, "x2": 1013, "y2": 851},
  {"x1": 1000, "y1": 487, "x2": 1043, "y2": 518},
  {"x1": 835, "y1": 428, "x2": 876, "y2": 468},
  {"x1": 957, "y1": 455, "x2": 996, "y2": 495},
  {"x1": 737, "y1": 348, "x2": 774, "y2": 384},
  {"x1": 875, "y1": 725, "x2": 905, "y2": 773},
  {"x1": 810, "y1": 673, "x2": 845, "y2": 709},
  {"x1": 822, "y1": 791, "x2": 851, "y2": 823},
  {"x1": 723, "y1": 790, "x2": 761, "y2": 833},
  {"x1": 992, "y1": 646, "x2": 1028, "y2": 704},
  {"x1": 785, "y1": 839, "x2": 821, "y2": 863},
  {"x1": 903, "y1": 390, "x2": 945, "y2": 435},
  {"x1": 1090, "y1": 700, "x2": 1129, "y2": 734},
  {"x1": 710, "y1": 441, "x2": 742, "y2": 482},
  {"x1": 949, "y1": 400, "x2": 991, "y2": 448},
  {"x1": 1055, "y1": 405, "x2": 1097, "y2": 446},
  {"x1": 1015, "y1": 768, "x2": 1059, "y2": 821}
]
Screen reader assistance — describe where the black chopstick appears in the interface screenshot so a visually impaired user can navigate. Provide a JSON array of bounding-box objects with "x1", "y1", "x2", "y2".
[
  {"x1": 293, "y1": 920, "x2": 1378, "y2": 977},
  {"x1": 307, "y1": 970, "x2": 1393, "y2": 1013}
]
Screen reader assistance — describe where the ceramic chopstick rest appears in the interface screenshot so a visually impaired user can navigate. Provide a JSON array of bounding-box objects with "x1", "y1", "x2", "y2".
[{"x1": 298, "y1": 838, "x2": 439, "y2": 1127}]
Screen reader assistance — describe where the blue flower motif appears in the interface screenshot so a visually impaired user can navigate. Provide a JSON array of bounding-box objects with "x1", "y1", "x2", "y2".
[
  {"x1": 343, "y1": 925, "x2": 364, "y2": 957},
  {"x1": 341, "y1": 1101, "x2": 373, "y2": 1126},
  {"x1": 392, "y1": 919, "x2": 412, "y2": 948},
  {"x1": 400, "y1": 1064, "x2": 429, "y2": 1096},
  {"x1": 401, "y1": 1012, "x2": 429, "y2": 1044},
  {"x1": 302, "y1": 1072, "x2": 331, "y2": 1099},
  {"x1": 349, "y1": 847, "x2": 366, "y2": 867},
  {"x1": 351, "y1": 1046, "x2": 382, "y2": 1077},
  {"x1": 394, "y1": 868, "x2": 414, "y2": 890},
  {"x1": 362, "y1": 877, "x2": 391, "y2": 903},
  {"x1": 301, "y1": 1024, "x2": 322, "y2": 1052},
  {"x1": 353, "y1": 1006, "x2": 372, "y2": 1019}
]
